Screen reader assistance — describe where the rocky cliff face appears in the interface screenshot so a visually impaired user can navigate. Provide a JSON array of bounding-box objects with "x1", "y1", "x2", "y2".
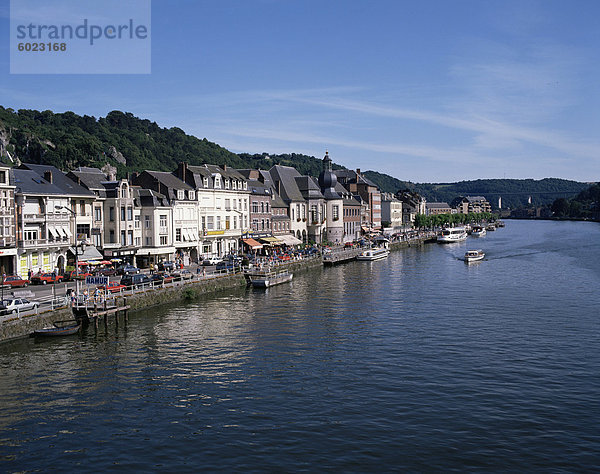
[{"x1": 107, "y1": 145, "x2": 126, "y2": 165}]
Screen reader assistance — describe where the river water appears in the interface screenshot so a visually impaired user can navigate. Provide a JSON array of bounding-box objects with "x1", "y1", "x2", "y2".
[{"x1": 1, "y1": 220, "x2": 599, "y2": 472}]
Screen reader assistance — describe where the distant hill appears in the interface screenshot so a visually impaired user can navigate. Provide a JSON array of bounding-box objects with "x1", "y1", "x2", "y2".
[
  {"x1": 364, "y1": 171, "x2": 589, "y2": 209},
  {"x1": 0, "y1": 106, "x2": 588, "y2": 210}
]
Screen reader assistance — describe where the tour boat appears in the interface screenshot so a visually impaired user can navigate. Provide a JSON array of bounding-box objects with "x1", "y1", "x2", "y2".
[
  {"x1": 247, "y1": 270, "x2": 293, "y2": 288},
  {"x1": 437, "y1": 227, "x2": 468, "y2": 243},
  {"x1": 471, "y1": 225, "x2": 487, "y2": 237},
  {"x1": 464, "y1": 249, "x2": 485, "y2": 263},
  {"x1": 356, "y1": 247, "x2": 390, "y2": 261}
]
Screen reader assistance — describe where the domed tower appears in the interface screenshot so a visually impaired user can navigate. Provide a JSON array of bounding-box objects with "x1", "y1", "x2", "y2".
[
  {"x1": 318, "y1": 151, "x2": 339, "y2": 198},
  {"x1": 317, "y1": 151, "x2": 343, "y2": 244}
]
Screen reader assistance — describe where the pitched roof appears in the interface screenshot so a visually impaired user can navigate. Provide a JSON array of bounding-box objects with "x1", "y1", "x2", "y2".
[
  {"x1": 268, "y1": 165, "x2": 305, "y2": 202},
  {"x1": 144, "y1": 170, "x2": 193, "y2": 190},
  {"x1": 12, "y1": 169, "x2": 66, "y2": 196},
  {"x1": 19, "y1": 163, "x2": 95, "y2": 197},
  {"x1": 295, "y1": 176, "x2": 324, "y2": 200},
  {"x1": 426, "y1": 202, "x2": 451, "y2": 209},
  {"x1": 67, "y1": 167, "x2": 111, "y2": 191}
]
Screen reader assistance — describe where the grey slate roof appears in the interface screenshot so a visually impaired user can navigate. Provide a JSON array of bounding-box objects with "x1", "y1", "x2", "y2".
[
  {"x1": 296, "y1": 176, "x2": 324, "y2": 200},
  {"x1": 19, "y1": 163, "x2": 95, "y2": 197},
  {"x1": 12, "y1": 169, "x2": 66, "y2": 196},
  {"x1": 67, "y1": 167, "x2": 111, "y2": 191},
  {"x1": 426, "y1": 202, "x2": 451, "y2": 209},
  {"x1": 268, "y1": 165, "x2": 305, "y2": 202},
  {"x1": 144, "y1": 171, "x2": 193, "y2": 191}
]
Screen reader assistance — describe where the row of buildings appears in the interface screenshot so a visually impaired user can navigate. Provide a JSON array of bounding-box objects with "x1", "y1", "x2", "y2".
[{"x1": 0, "y1": 153, "x2": 492, "y2": 277}]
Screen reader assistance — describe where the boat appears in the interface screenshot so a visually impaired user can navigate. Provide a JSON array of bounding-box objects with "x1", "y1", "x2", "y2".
[
  {"x1": 496, "y1": 220, "x2": 505, "y2": 227},
  {"x1": 464, "y1": 249, "x2": 485, "y2": 263},
  {"x1": 437, "y1": 227, "x2": 468, "y2": 243},
  {"x1": 356, "y1": 247, "x2": 390, "y2": 261},
  {"x1": 486, "y1": 223, "x2": 496, "y2": 231},
  {"x1": 471, "y1": 225, "x2": 487, "y2": 237},
  {"x1": 247, "y1": 270, "x2": 293, "y2": 288},
  {"x1": 31, "y1": 320, "x2": 81, "y2": 337}
]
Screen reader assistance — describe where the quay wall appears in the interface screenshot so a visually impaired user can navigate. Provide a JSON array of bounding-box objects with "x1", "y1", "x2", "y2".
[{"x1": 0, "y1": 256, "x2": 322, "y2": 344}]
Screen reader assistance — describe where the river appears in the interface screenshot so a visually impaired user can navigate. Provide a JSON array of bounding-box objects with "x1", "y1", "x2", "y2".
[{"x1": 1, "y1": 220, "x2": 599, "y2": 471}]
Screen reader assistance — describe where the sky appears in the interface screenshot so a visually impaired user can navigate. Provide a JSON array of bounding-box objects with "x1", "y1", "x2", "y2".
[{"x1": 1, "y1": 0, "x2": 599, "y2": 183}]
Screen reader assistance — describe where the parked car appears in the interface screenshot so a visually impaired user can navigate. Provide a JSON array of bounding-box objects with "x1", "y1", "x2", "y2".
[
  {"x1": 99, "y1": 282, "x2": 126, "y2": 294},
  {"x1": 2, "y1": 275, "x2": 30, "y2": 288},
  {"x1": 30, "y1": 273, "x2": 63, "y2": 285},
  {"x1": 149, "y1": 273, "x2": 173, "y2": 284},
  {"x1": 215, "y1": 261, "x2": 237, "y2": 273},
  {"x1": 97, "y1": 267, "x2": 118, "y2": 277},
  {"x1": 116, "y1": 264, "x2": 140, "y2": 275},
  {"x1": 120, "y1": 274, "x2": 151, "y2": 288},
  {"x1": 0, "y1": 298, "x2": 39, "y2": 315},
  {"x1": 157, "y1": 261, "x2": 176, "y2": 272},
  {"x1": 202, "y1": 256, "x2": 221, "y2": 266},
  {"x1": 63, "y1": 270, "x2": 92, "y2": 281}
]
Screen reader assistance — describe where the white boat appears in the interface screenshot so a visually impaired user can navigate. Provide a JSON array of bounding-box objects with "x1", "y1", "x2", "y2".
[
  {"x1": 471, "y1": 225, "x2": 487, "y2": 237},
  {"x1": 356, "y1": 247, "x2": 390, "y2": 261},
  {"x1": 464, "y1": 249, "x2": 485, "y2": 263},
  {"x1": 247, "y1": 270, "x2": 293, "y2": 288},
  {"x1": 486, "y1": 223, "x2": 496, "y2": 231},
  {"x1": 437, "y1": 227, "x2": 468, "y2": 243}
]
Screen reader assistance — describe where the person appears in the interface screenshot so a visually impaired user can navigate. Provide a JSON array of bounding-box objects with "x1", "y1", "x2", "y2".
[
  {"x1": 28, "y1": 268, "x2": 32, "y2": 280},
  {"x1": 150, "y1": 263, "x2": 155, "y2": 274}
]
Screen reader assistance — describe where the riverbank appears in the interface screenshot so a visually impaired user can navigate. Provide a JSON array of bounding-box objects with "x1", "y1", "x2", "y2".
[{"x1": 0, "y1": 256, "x2": 323, "y2": 343}]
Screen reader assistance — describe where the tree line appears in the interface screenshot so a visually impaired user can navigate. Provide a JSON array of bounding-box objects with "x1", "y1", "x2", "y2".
[{"x1": 413, "y1": 212, "x2": 494, "y2": 229}]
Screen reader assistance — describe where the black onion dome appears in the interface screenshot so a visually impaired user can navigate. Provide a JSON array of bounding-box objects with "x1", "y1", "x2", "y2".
[{"x1": 318, "y1": 151, "x2": 340, "y2": 199}]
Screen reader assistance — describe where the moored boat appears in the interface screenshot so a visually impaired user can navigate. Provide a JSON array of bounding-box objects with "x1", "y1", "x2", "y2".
[
  {"x1": 31, "y1": 320, "x2": 81, "y2": 337},
  {"x1": 471, "y1": 225, "x2": 487, "y2": 237},
  {"x1": 464, "y1": 249, "x2": 485, "y2": 263},
  {"x1": 356, "y1": 247, "x2": 390, "y2": 261},
  {"x1": 437, "y1": 227, "x2": 468, "y2": 243},
  {"x1": 486, "y1": 223, "x2": 496, "y2": 231},
  {"x1": 247, "y1": 270, "x2": 293, "y2": 288}
]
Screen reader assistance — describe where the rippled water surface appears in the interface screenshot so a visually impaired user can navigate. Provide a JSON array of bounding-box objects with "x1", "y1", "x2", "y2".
[{"x1": 1, "y1": 220, "x2": 600, "y2": 471}]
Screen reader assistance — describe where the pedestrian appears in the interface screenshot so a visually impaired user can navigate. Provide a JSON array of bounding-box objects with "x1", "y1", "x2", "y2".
[
  {"x1": 150, "y1": 263, "x2": 155, "y2": 274},
  {"x1": 28, "y1": 268, "x2": 32, "y2": 280}
]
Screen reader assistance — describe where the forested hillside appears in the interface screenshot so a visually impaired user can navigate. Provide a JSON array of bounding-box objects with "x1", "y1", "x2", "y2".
[
  {"x1": 0, "y1": 106, "x2": 590, "y2": 210},
  {"x1": 364, "y1": 171, "x2": 589, "y2": 209}
]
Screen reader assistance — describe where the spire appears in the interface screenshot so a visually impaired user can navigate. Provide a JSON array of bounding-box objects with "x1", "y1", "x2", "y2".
[{"x1": 323, "y1": 150, "x2": 332, "y2": 172}]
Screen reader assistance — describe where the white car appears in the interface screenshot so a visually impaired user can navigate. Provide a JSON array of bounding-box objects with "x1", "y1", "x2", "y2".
[
  {"x1": 202, "y1": 256, "x2": 221, "y2": 266},
  {"x1": 0, "y1": 298, "x2": 40, "y2": 315}
]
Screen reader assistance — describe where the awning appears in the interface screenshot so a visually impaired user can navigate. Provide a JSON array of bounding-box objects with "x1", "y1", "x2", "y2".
[
  {"x1": 242, "y1": 238, "x2": 263, "y2": 249},
  {"x1": 69, "y1": 246, "x2": 103, "y2": 262},
  {"x1": 189, "y1": 230, "x2": 197, "y2": 241},
  {"x1": 259, "y1": 236, "x2": 283, "y2": 245},
  {"x1": 48, "y1": 228, "x2": 58, "y2": 238},
  {"x1": 63, "y1": 227, "x2": 73, "y2": 238},
  {"x1": 181, "y1": 230, "x2": 188, "y2": 241},
  {"x1": 277, "y1": 234, "x2": 303, "y2": 245}
]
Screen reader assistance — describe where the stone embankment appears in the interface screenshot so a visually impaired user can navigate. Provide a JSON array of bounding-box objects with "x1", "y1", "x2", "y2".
[{"x1": 0, "y1": 256, "x2": 323, "y2": 343}]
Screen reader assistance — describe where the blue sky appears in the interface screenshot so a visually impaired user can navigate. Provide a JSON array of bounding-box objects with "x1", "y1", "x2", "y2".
[{"x1": 1, "y1": 0, "x2": 599, "y2": 183}]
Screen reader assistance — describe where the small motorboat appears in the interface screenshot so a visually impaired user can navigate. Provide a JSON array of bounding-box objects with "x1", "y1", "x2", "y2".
[
  {"x1": 464, "y1": 249, "x2": 485, "y2": 263},
  {"x1": 247, "y1": 270, "x2": 293, "y2": 288},
  {"x1": 30, "y1": 320, "x2": 81, "y2": 337}
]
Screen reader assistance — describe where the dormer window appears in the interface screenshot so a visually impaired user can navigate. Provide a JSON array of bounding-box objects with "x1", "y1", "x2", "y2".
[
  {"x1": 232, "y1": 180, "x2": 236, "y2": 190},
  {"x1": 243, "y1": 182, "x2": 247, "y2": 190},
  {"x1": 177, "y1": 190, "x2": 185, "y2": 200},
  {"x1": 188, "y1": 190, "x2": 195, "y2": 200},
  {"x1": 203, "y1": 177, "x2": 209, "y2": 188},
  {"x1": 214, "y1": 176, "x2": 221, "y2": 188},
  {"x1": 225, "y1": 179, "x2": 230, "y2": 189}
]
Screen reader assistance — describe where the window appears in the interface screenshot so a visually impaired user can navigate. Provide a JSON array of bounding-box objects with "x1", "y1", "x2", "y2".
[
  {"x1": 80, "y1": 200, "x2": 85, "y2": 215},
  {"x1": 333, "y1": 205, "x2": 339, "y2": 220},
  {"x1": 109, "y1": 230, "x2": 115, "y2": 243},
  {"x1": 216, "y1": 198, "x2": 221, "y2": 209},
  {"x1": 188, "y1": 191, "x2": 195, "y2": 200},
  {"x1": 177, "y1": 190, "x2": 184, "y2": 200},
  {"x1": 261, "y1": 219, "x2": 265, "y2": 230},
  {"x1": 160, "y1": 235, "x2": 168, "y2": 245},
  {"x1": 233, "y1": 216, "x2": 237, "y2": 229},
  {"x1": 216, "y1": 216, "x2": 221, "y2": 230},
  {"x1": 127, "y1": 206, "x2": 133, "y2": 221},
  {"x1": 225, "y1": 216, "x2": 230, "y2": 230},
  {"x1": 175, "y1": 228, "x2": 182, "y2": 242},
  {"x1": 252, "y1": 219, "x2": 258, "y2": 231},
  {"x1": 120, "y1": 207, "x2": 126, "y2": 221},
  {"x1": 201, "y1": 216, "x2": 206, "y2": 230},
  {"x1": 266, "y1": 219, "x2": 270, "y2": 230},
  {"x1": 145, "y1": 215, "x2": 151, "y2": 228},
  {"x1": 206, "y1": 216, "x2": 214, "y2": 230},
  {"x1": 224, "y1": 179, "x2": 229, "y2": 189},
  {"x1": 135, "y1": 237, "x2": 141, "y2": 247},
  {"x1": 203, "y1": 177, "x2": 209, "y2": 188},
  {"x1": 134, "y1": 215, "x2": 140, "y2": 228},
  {"x1": 252, "y1": 201, "x2": 259, "y2": 213},
  {"x1": 214, "y1": 176, "x2": 221, "y2": 188},
  {"x1": 159, "y1": 215, "x2": 167, "y2": 228},
  {"x1": 265, "y1": 202, "x2": 269, "y2": 213},
  {"x1": 109, "y1": 207, "x2": 115, "y2": 222},
  {"x1": 261, "y1": 202, "x2": 264, "y2": 213},
  {"x1": 94, "y1": 207, "x2": 102, "y2": 221},
  {"x1": 128, "y1": 231, "x2": 133, "y2": 246},
  {"x1": 120, "y1": 230, "x2": 126, "y2": 246},
  {"x1": 225, "y1": 199, "x2": 231, "y2": 210},
  {"x1": 121, "y1": 187, "x2": 127, "y2": 198},
  {"x1": 145, "y1": 236, "x2": 151, "y2": 246}
]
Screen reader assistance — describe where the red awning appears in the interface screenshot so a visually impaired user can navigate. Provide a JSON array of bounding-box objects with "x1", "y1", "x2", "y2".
[{"x1": 242, "y1": 238, "x2": 263, "y2": 249}]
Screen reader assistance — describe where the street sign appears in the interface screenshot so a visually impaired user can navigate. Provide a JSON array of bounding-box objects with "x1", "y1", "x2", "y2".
[{"x1": 85, "y1": 276, "x2": 108, "y2": 286}]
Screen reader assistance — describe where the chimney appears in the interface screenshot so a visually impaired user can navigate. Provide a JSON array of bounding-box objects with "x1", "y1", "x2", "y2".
[
  {"x1": 178, "y1": 161, "x2": 188, "y2": 180},
  {"x1": 44, "y1": 170, "x2": 53, "y2": 184},
  {"x1": 356, "y1": 168, "x2": 361, "y2": 176}
]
